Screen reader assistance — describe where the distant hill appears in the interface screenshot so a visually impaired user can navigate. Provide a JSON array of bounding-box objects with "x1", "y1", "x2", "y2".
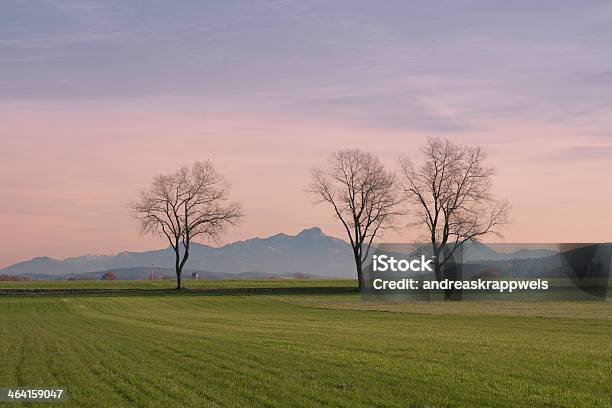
[
  {"x1": 1, "y1": 229, "x2": 570, "y2": 280},
  {"x1": 461, "y1": 241, "x2": 558, "y2": 262},
  {"x1": 2, "y1": 256, "x2": 83, "y2": 276},
  {"x1": 1, "y1": 227, "x2": 356, "y2": 278}
]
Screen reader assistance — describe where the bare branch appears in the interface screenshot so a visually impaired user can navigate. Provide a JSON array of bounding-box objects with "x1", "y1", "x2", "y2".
[
  {"x1": 130, "y1": 161, "x2": 243, "y2": 288},
  {"x1": 307, "y1": 149, "x2": 403, "y2": 288},
  {"x1": 399, "y1": 137, "x2": 511, "y2": 282}
]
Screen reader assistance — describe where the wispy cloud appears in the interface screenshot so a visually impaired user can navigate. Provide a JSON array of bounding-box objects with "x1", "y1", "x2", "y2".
[{"x1": 282, "y1": 90, "x2": 473, "y2": 132}]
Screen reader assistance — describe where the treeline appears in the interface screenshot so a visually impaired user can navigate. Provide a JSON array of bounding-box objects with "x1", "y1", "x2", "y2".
[{"x1": 0, "y1": 274, "x2": 33, "y2": 281}]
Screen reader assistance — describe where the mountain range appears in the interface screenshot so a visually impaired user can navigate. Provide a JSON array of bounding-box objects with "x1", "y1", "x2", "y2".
[
  {"x1": 1, "y1": 227, "x2": 562, "y2": 280},
  {"x1": 1, "y1": 227, "x2": 356, "y2": 279}
]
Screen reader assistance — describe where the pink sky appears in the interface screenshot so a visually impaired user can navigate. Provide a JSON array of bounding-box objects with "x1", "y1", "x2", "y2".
[
  {"x1": 1, "y1": 99, "x2": 611, "y2": 268},
  {"x1": 3, "y1": 2, "x2": 612, "y2": 268}
]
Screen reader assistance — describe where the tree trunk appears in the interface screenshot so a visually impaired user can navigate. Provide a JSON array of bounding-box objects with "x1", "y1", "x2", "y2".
[
  {"x1": 353, "y1": 248, "x2": 363, "y2": 290},
  {"x1": 174, "y1": 246, "x2": 183, "y2": 290},
  {"x1": 439, "y1": 246, "x2": 455, "y2": 301},
  {"x1": 432, "y1": 246, "x2": 442, "y2": 281},
  {"x1": 178, "y1": 246, "x2": 190, "y2": 289},
  {"x1": 432, "y1": 245, "x2": 451, "y2": 300},
  {"x1": 176, "y1": 268, "x2": 182, "y2": 290},
  {"x1": 434, "y1": 258, "x2": 442, "y2": 282}
]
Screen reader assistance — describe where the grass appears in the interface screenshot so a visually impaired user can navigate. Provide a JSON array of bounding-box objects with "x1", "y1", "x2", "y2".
[
  {"x1": 0, "y1": 288, "x2": 610, "y2": 407},
  {"x1": 281, "y1": 296, "x2": 612, "y2": 320}
]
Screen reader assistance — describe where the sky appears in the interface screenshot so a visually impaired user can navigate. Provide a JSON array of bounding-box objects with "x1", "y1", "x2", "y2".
[{"x1": 1, "y1": 0, "x2": 612, "y2": 268}]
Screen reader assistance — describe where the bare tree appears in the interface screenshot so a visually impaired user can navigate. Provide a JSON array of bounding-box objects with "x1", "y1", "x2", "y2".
[
  {"x1": 131, "y1": 161, "x2": 242, "y2": 289},
  {"x1": 309, "y1": 149, "x2": 402, "y2": 289},
  {"x1": 399, "y1": 137, "x2": 510, "y2": 284}
]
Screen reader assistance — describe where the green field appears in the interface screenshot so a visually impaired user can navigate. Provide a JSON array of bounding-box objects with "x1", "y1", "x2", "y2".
[{"x1": 1, "y1": 284, "x2": 611, "y2": 407}]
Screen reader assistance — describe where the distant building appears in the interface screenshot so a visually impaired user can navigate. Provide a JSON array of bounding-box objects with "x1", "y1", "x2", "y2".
[{"x1": 192, "y1": 272, "x2": 200, "y2": 280}]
